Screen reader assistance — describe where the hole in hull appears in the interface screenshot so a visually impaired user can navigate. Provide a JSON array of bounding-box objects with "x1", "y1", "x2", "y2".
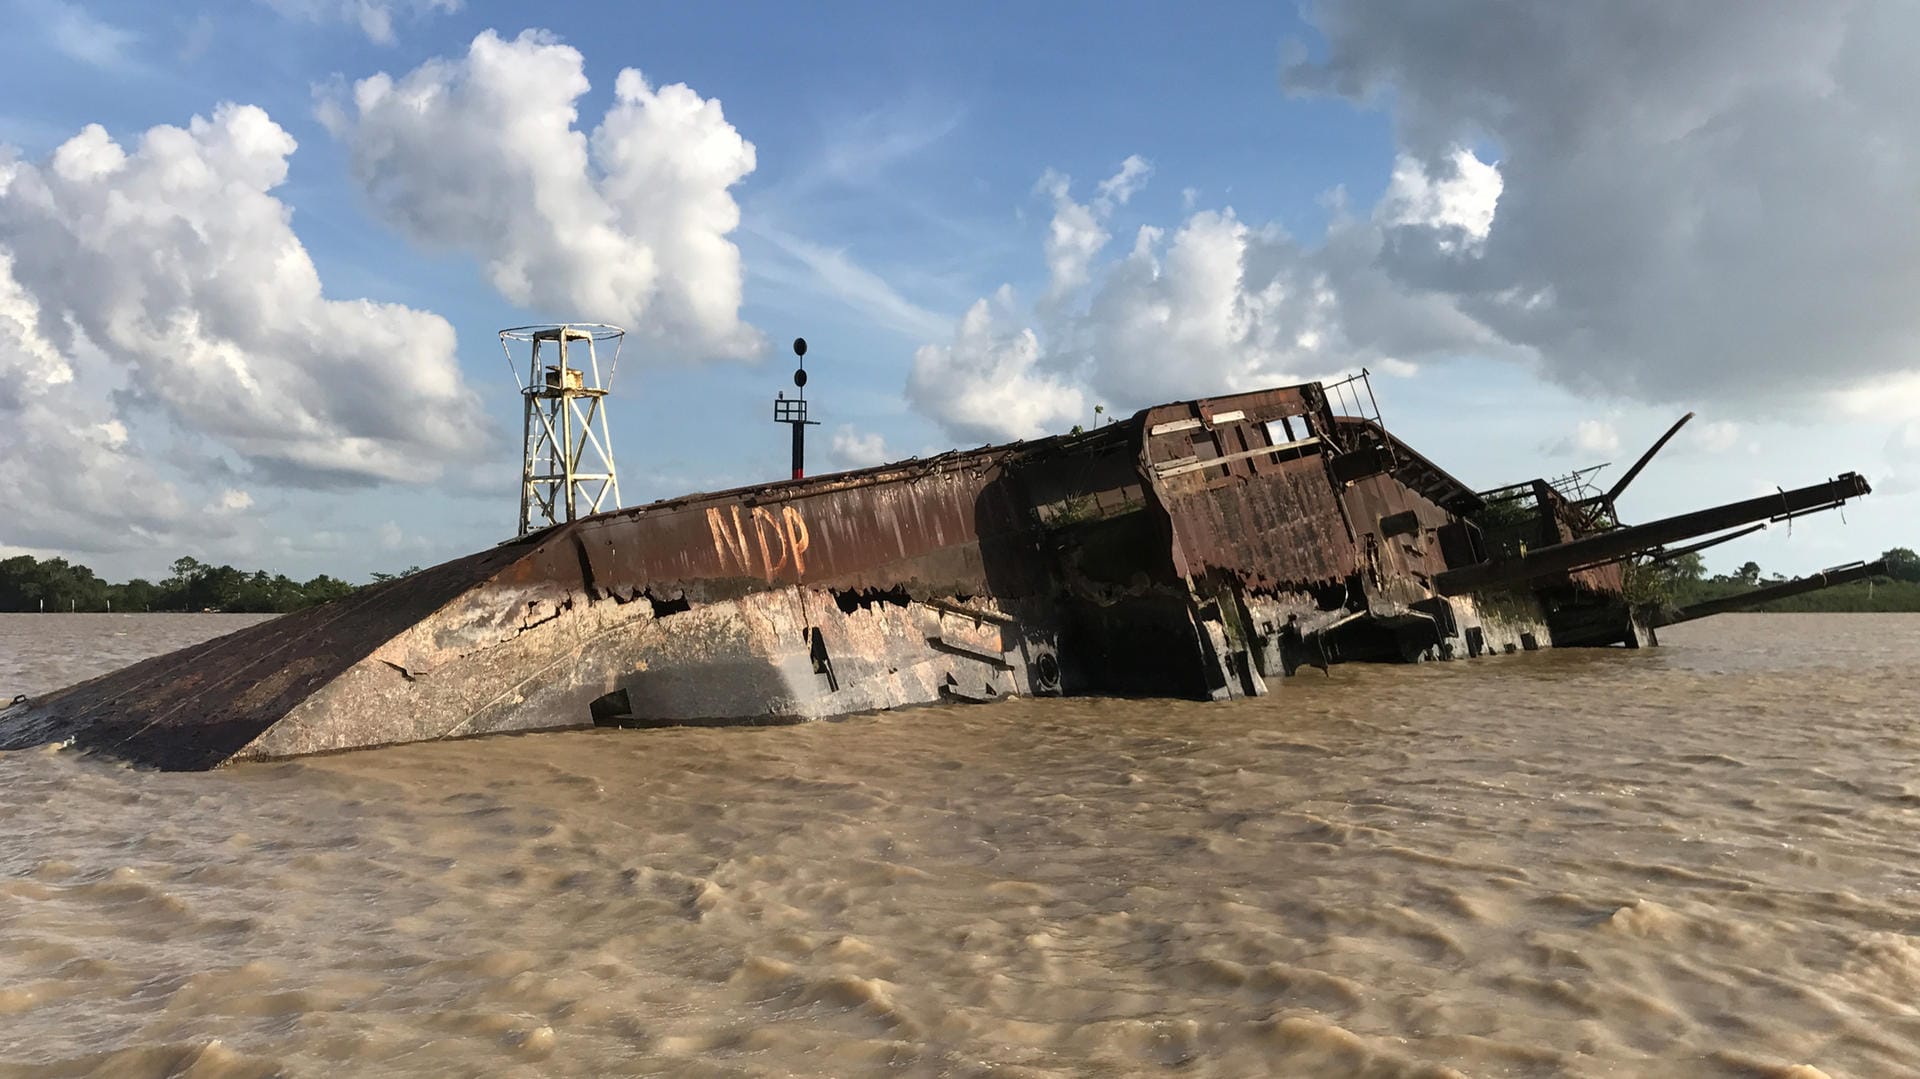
[
  {"x1": 590, "y1": 688, "x2": 634, "y2": 726},
  {"x1": 833, "y1": 585, "x2": 912, "y2": 614},
  {"x1": 644, "y1": 591, "x2": 692, "y2": 617},
  {"x1": 808, "y1": 626, "x2": 839, "y2": 692}
]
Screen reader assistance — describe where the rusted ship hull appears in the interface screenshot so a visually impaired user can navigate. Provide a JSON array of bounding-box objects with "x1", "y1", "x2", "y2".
[{"x1": 0, "y1": 382, "x2": 1872, "y2": 769}]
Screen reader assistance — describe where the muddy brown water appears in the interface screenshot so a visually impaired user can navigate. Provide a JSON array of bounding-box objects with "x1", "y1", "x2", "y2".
[{"x1": 2, "y1": 612, "x2": 1918, "y2": 1078}]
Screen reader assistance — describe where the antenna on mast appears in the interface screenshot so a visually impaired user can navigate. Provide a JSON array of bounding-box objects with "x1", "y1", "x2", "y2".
[{"x1": 499, "y1": 323, "x2": 626, "y2": 537}]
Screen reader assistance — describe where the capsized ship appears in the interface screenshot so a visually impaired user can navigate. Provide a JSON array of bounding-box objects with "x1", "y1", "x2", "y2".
[{"x1": 0, "y1": 375, "x2": 1873, "y2": 769}]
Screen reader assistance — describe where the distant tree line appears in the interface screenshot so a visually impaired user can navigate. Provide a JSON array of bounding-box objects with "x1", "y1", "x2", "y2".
[
  {"x1": 0, "y1": 555, "x2": 420, "y2": 614},
  {"x1": 1630, "y1": 547, "x2": 1920, "y2": 619},
  {"x1": 4, "y1": 546, "x2": 1915, "y2": 617}
]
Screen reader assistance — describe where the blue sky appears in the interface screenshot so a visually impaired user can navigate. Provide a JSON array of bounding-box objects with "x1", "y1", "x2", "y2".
[{"x1": 1, "y1": 1, "x2": 1914, "y2": 583}]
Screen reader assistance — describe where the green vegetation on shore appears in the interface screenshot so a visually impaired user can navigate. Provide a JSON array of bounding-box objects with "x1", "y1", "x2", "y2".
[
  {"x1": 1718, "y1": 578, "x2": 1920, "y2": 612},
  {"x1": 3, "y1": 547, "x2": 1916, "y2": 616},
  {"x1": 0, "y1": 555, "x2": 420, "y2": 614},
  {"x1": 1628, "y1": 547, "x2": 1920, "y2": 621}
]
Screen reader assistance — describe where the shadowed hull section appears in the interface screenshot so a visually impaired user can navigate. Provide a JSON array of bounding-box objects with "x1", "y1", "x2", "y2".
[{"x1": 0, "y1": 548, "x2": 526, "y2": 769}]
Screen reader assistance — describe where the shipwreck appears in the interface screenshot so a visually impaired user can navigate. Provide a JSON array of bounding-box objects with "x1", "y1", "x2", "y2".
[{"x1": 0, "y1": 328, "x2": 1877, "y2": 769}]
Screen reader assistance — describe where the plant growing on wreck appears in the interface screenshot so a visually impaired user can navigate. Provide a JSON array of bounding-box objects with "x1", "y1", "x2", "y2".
[
  {"x1": 1621, "y1": 552, "x2": 1705, "y2": 624},
  {"x1": 1472, "y1": 491, "x2": 1543, "y2": 559},
  {"x1": 1044, "y1": 494, "x2": 1099, "y2": 526}
]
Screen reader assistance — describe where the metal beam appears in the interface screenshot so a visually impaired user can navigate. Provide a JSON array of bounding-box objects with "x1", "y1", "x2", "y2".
[
  {"x1": 1589, "y1": 411, "x2": 1694, "y2": 509},
  {"x1": 1647, "y1": 522, "x2": 1769, "y2": 564},
  {"x1": 1660, "y1": 560, "x2": 1889, "y2": 625},
  {"x1": 1435, "y1": 473, "x2": 1872, "y2": 595}
]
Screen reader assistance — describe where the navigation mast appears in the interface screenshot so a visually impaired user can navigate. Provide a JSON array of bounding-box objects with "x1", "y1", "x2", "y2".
[
  {"x1": 774, "y1": 336, "x2": 820, "y2": 479},
  {"x1": 500, "y1": 323, "x2": 625, "y2": 537}
]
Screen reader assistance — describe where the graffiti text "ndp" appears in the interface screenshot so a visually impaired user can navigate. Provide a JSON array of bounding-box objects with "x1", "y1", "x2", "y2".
[{"x1": 706, "y1": 504, "x2": 811, "y2": 579}]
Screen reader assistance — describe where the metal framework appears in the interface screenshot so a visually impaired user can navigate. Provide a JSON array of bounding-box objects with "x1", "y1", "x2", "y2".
[
  {"x1": 500, "y1": 323, "x2": 625, "y2": 537},
  {"x1": 1323, "y1": 368, "x2": 1397, "y2": 466},
  {"x1": 1547, "y1": 462, "x2": 1610, "y2": 502}
]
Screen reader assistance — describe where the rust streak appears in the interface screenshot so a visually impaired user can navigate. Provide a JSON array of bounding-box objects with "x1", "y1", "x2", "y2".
[
  {"x1": 783, "y1": 505, "x2": 810, "y2": 577},
  {"x1": 752, "y1": 506, "x2": 789, "y2": 579},
  {"x1": 707, "y1": 505, "x2": 752, "y2": 572}
]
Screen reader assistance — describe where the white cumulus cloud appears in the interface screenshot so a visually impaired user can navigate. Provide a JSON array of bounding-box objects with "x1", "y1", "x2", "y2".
[
  {"x1": 1287, "y1": 1, "x2": 1920, "y2": 407},
  {"x1": 907, "y1": 288, "x2": 1086, "y2": 444},
  {"x1": 906, "y1": 162, "x2": 1501, "y2": 443},
  {"x1": 39, "y1": 1, "x2": 138, "y2": 67},
  {"x1": 0, "y1": 255, "x2": 205, "y2": 552},
  {"x1": 0, "y1": 105, "x2": 488, "y2": 490},
  {"x1": 325, "y1": 29, "x2": 761, "y2": 359},
  {"x1": 1377, "y1": 148, "x2": 1501, "y2": 252},
  {"x1": 911, "y1": 5, "x2": 1920, "y2": 445},
  {"x1": 1575, "y1": 419, "x2": 1620, "y2": 455},
  {"x1": 1079, "y1": 209, "x2": 1344, "y2": 405},
  {"x1": 1040, "y1": 155, "x2": 1154, "y2": 301},
  {"x1": 1692, "y1": 420, "x2": 1742, "y2": 453},
  {"x1": 1546, "y1": 418, "x2": 1621, "y2": 458},
  {"x1": 829, "y1": 425, "x2": 891, "y2": 470},
  {"x1": 1095, "y1": 154, "x2": 1153, "y2": 210},
  {"x1": 259, "y1": 0, "x2": 460, "y2": 44}
]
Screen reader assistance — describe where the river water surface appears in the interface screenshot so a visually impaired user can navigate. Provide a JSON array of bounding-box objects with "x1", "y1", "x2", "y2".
[{"x1": 2, "y1": 613, "x2": 1918, "y2": 1078}]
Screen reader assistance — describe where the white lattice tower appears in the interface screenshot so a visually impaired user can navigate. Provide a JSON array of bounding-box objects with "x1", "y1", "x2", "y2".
[{"x1": 499, "y1": 323, "x2": 626, "y2": 537}]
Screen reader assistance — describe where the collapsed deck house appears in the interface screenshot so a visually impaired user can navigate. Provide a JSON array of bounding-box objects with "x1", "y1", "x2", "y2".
[{"x1": 0, "y1": 374, "x2": 1873, "y2": 769}]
